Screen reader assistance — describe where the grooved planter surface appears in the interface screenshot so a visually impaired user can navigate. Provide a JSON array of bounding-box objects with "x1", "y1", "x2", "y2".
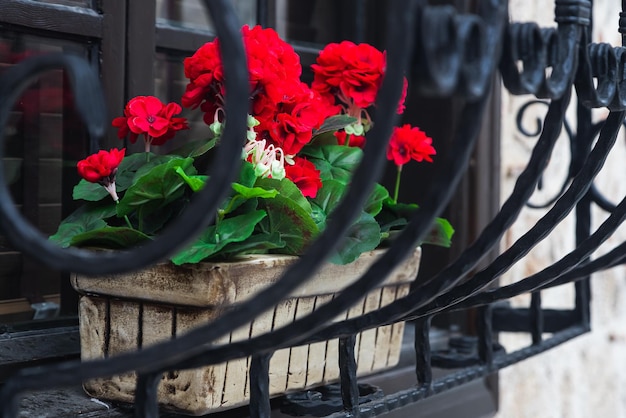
[{"x1": 71, "y1": 248, "x2": 421, "y2": 416}]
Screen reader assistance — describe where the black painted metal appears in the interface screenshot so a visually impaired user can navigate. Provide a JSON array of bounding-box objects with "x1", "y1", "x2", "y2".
[
  {"x1": 414, "y1": 319, "x2": 432, "y2": 388},
  {"x1": 249, "y1": 354, "x2": 272, "y2": 418},
  {"x1": 338, "y1": 336, "x2": 359, "y2": 415},
  {"x1": 135, "y1": 372, "x2": 162, "y2": 418},
  {"x1": 1, "y1": 0, "x2": 625, "y2": 416}
]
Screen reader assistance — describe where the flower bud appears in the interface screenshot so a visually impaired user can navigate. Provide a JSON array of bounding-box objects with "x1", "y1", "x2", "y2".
[
  {"x1": 209, "y1": 121, "x2": 223, "y2": 136},
  {"x1": 270, "y1": 160, "x2": 286, "y2": 180}
]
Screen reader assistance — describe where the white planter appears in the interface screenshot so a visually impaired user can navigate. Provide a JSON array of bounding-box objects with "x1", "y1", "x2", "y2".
[{"x1": 72, "y1": 247, "x2": 421, "y2": 415}]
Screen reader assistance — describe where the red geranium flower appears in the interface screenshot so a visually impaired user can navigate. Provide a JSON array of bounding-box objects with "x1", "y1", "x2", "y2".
[
  {"x1": 285, "y1": 157, "x2": 323, "y2": 199},
  {"x1": 181, "y1": 42, "x2": 224, "y2": 110},
  {"x1": 112, "y1": 96, "x2": 188, "y2": 152},
  {"x1": 312, "y1": 41, "x2": 407, "y2": 115},
  {"x1": 181, "y1": 25, "x2": 304, "y2": 124},
  {"x1": 258, "y1": 83, "x2": 330, "y2": 155},
  {"x1": 77, "y1": 148, "x2": 125, "y2": 184},
  {"x1": 77, "y1": 148, "x2": 126, "y2": 202},
  {"x1": 387, "y1": 124, "x2": 436, "y2": 166}
]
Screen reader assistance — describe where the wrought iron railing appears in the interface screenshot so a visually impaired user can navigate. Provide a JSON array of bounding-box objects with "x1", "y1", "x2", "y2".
[{"x1": 0, "y1": 0, "x2": 624, "y2": 416}]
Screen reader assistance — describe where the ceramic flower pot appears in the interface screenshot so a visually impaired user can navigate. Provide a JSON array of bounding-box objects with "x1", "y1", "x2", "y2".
[{"x1": 71, "y1": 247, "x2": 421, "y2": 415}]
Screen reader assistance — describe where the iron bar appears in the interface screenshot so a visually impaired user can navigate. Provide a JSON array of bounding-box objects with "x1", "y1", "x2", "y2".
[
  {"x1": 249, "y1": 354, "x2": 272, "y2": 418},
  {"x1": 134, "y1": 372, "x2": 161, "y2": 418},
  {"x1": 414, "y1": 318, "x2": 432, "y2": 388},
  {"x1": 338, "y1": 335, "x2": 359, "y2": 415}
]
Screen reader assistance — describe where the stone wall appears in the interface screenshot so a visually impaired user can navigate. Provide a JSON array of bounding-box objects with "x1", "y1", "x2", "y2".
[{"x1": 496, "y1": 1, "x2": 626, "y2": 417}]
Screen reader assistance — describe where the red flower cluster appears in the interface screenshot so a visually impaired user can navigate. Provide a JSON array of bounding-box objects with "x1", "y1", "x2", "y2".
[
  {"x1": 112, "y1": 96, "x2": 188, "y2": 151},
  {"x1": 77, "y1": 148, "x2": 125, "y2": 185},
  {"x1": 387, "y1": 124, "x2": 436, "y2": 167},
  {"x1": 101, "y1": 27, "x2": 433, "y2": 201},
  {"x1": 311, "y1": 41, "x2": 408, "y2": 115},
  {"x1": 181, "y1": 25, "x2": 332, "y2": 196},
  {"x1": 183, "y1": 26, "x2": 331, "y2": 158},
  {"x1": 77, "y1": 148, "x2": 126, "y2": 204}
]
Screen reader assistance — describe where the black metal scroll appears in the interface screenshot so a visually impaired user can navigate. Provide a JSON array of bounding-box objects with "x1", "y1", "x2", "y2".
[{"x1": 1, "y1": 0, "x2": 626, "y2": 417}]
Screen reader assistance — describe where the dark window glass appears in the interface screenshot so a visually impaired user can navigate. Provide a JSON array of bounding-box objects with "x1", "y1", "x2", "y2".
[
  {"x1": 153, "y1": 51, "x2": 208, "y2": 150},
  {"x1": 0, "y1": 32, "x2": 90, "y2": 324},
  {"x1": 33, "y1": 0, "x2": 94, "y2": 8},
  {"x1": 156, "y1": 0, "x2": 256, "y2": 31}
]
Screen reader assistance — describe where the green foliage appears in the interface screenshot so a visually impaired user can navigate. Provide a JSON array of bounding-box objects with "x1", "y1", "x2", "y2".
[
  {"x1": 256, "y1": 180, "x2": 319, "y2": 255},
  {"x1": 218, "y1": 232, "x2": 286, "y2": 258},
  {"x1": 300, "y1": 145, "x2": 363, "y2": 184},
  {"x1": 70, "y1": 227, "x2": 151, "y2": 248},
  {"x1": 312, "y1": 115, "x2": 357, "y2": 136},
  {"x1": 330, "y1": 212, "x2": 381, "y2": 264},
  {"x1": 377, "y1": 199, "x2": 455, "y2": 248},
  {"x1": 175, "y1": 167, "x2": 207, "y2": 192},
  {"x1": 49, "y1": 202, "x2": 116, "y2": 247},
  {"x1": 171, "y1": 210, "x2": 267, "y2": 265},
  {"x1": 52, "y1": 114, "x2": 454, "y2": 265},
  {"x1": 169, "y1": 137, "x2": 219, "y2": 158},
  {"x1": 116, "y1": 157, "x2": 195, "y2": 218}
]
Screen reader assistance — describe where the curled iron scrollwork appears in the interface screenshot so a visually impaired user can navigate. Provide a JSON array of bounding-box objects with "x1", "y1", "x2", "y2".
[{"x1": 515, "y1": 99, "x2": 575, "y2": 209}]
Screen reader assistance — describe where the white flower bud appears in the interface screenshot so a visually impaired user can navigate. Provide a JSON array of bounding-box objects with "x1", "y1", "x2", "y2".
[
  {"x1": 209, "y1": 121, "x2": 223, "y2": 136},
  {"x1": 270, "y1": 160, "x2": 286, "y2": 180}
]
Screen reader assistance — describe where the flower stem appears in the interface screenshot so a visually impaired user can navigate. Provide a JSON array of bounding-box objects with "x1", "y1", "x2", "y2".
[
  {"x1": 114, "y1": 200, "x2": 134, "y2": 229},
  {"x1": 393, "y1": 165, "x2": 402, "y2": 204}
]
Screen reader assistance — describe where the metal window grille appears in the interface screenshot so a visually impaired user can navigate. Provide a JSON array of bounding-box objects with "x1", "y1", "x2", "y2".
[{"x1": 0, "y1": 0, "x2": 624, "y2": 417}]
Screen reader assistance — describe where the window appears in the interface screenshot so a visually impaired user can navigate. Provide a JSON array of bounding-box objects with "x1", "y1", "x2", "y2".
[{"x1": 0, "y1": 5, "x2": 97, "y2": 323}]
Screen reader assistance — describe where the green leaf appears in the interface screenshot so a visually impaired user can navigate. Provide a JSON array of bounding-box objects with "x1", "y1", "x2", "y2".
[
  {"x1": 376, "y1": 199, "x2": 454, "y2": 248},
  {"x1": 171, "y1": 210, "x2": 267, "y2": 265},
  {"x1": 375, "y1": 199, "x2": 418, "y2": 232},
  {"x1": 238, "y1": 161, "x2": 257, "y2": 188},
  {"x1": 169, "y1": 137, "x2": 218, "y2": 158},
  {"x1": 309, "y1": 131, "x2": 341, "y2": 146},
  {"x1": 131, "y1": 154, "x2": 183, "y2": 183},
  {"x1": 49, "y1": 202, "x2": 117, "y2": 247},
  {"x1": 232, "y1": 183, "x2": 278, "y2": 199},
  {"x1": 116, "y1": 152, "x2": 159, "y2": 191},
  {"x1": 260, "y1": 194, "x2": 319, "y2": 255},
  {"x1": 117, "y1": 157, "x2": 196, "y2": 217},
  {"x1": 135, "y1": 199, "x2": 186, "y2": 235},
  {"x1": 218, "y1": 232, "x2": 286, "y2": 257},
  {"x1": 313, "y1": 115, "x2": 357, "y2": 135},
  {"x1": 310, "y1": 179, "x2": 345, "y2": 215},
  {"x1": 176, "y1": 166, "x2": 208, "y2": 192},
  {"x1": 50, "y1": 218, "x2": 108, "y2": 248},
  {"x1": 330, "y1": 212, "x2": 381, "y2": 264},
  {"x1": 364, "y1": 184, "x2": 390, "y2": 217},
  {"x1": 175, "y1": 162, "x2": 257, "y2": 195},
  {"x1": 255, "y1": 177, "x2": 312, "y2": 214},
  {"x1": 423, "y1": 217, "x2": 455, "y2": 248},
  {"x1": 70, "y1": 226, "x2": 152, "y2": 249},
  {"x1": 73, "y1": 180, "x2": 108, "y2": 201},
  {"x1": 300, "y1": 145, "x2": 362, "y2": 184},
  {"x1": 309, "y1": 179, "x2": 349, "y2": 230},
  {"x1": 218, "y1": 168, "x2": 279, "y2": 217}
]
